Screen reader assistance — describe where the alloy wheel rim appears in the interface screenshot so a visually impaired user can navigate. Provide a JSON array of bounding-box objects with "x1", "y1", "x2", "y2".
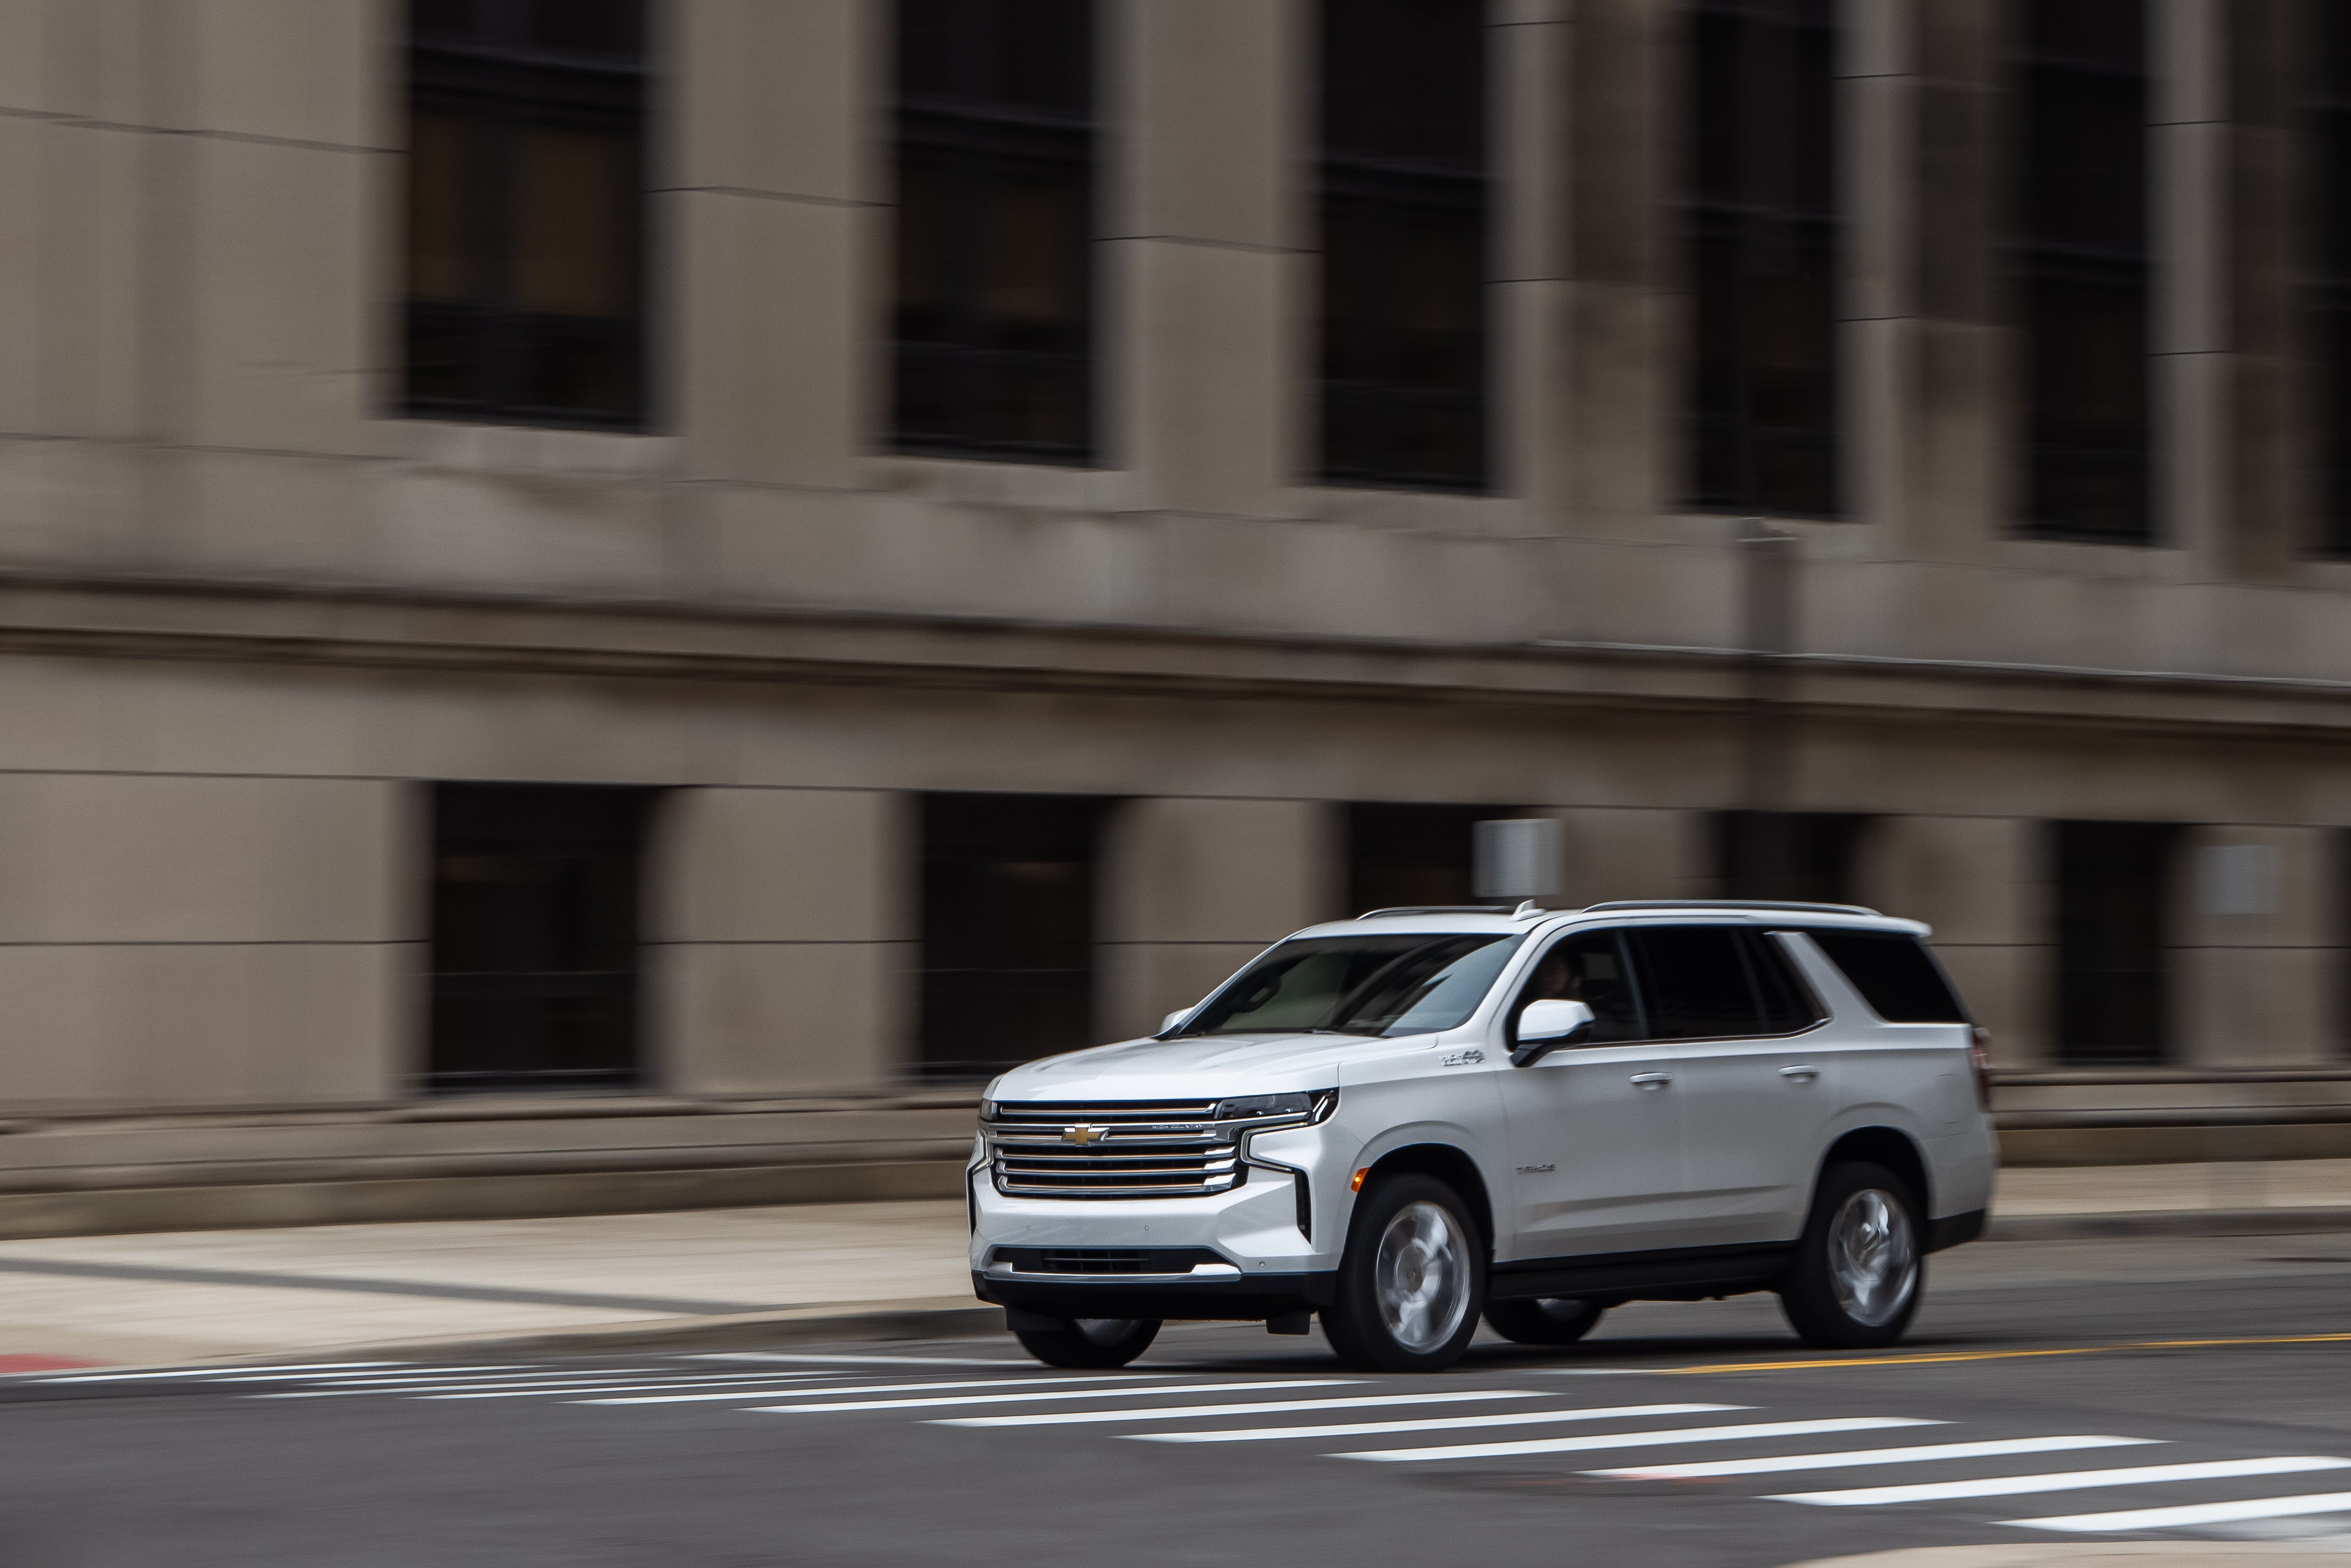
[
  {"x1": 1827, "y1": 1187, "x2": 1917, "y2": 1327},
  {"x1": 1374, "y1": 1200, "x2": 1472, "y2": 1353}
]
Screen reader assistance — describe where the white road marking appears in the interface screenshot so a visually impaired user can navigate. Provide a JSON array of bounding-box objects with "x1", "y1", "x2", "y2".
[
  {"x1": 32, "y1": 1362, "x2": 401, "y2": 1383},
  {"x1": 584, "y1": 1373, "x2": 1208, "y2": 1407},
  {"x1": 1134, "y1": 1403, "x2": 1751, "y2": 1445},
  {"x1": 270, "y1": 1375, "x2": 836, "y2": 1400},
  {"x1": 1592, "y1": 1435, "x2": 2163, "y2": 1481},
  {"x1": 750, "y1": 1380, "x2": 1359, "y2": 1415},
  {"x1": 1338, "y1": 1416, "x2": 1945, "y2": 1463},
  {"x1": 1773, "y1": 1456, "x2": 2351, "y2": 1507},
  {"x1": 935, "y1": 1391, "x2": 1547, "y2": 1429},
  {"x1": 2011, "y1": 1490, "x2": 2351, "y2": 1533},
  {"x1": 690, "y1": 1354, "x2": 1030, "y2": 1368}
]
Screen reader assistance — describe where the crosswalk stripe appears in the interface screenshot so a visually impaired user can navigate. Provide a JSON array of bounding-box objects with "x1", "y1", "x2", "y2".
[
  {"x1": 934, "y1": 1391, "x2": 1547, "y2": 1429},
  {"x1": 1134, "y1": 1402, "x2": 1751, "y2": 1445},
  {"x1": 34, "y1": 1362, "x2": 401, "y2": 1383},
  {"x1": 273, "y1": 1376, "x2": 836, "y2": 1400},
  {"x1": 690, "y1": 1354, "x2": 1030, "y2": 1368},
  {"x1": 227, "y1": 1366, "x2": 535, "y2": 1383},
  {"x1": 749, "y1": 1379, "x2": 1359, "y2": 1415},
  {"x1": 1337, "y1": 1416, "x2": 1945, "y2": 1463},
  {"x1": 1590, "y1": 1435, "x2": 2162, "y2": 1481},
  {"x1": 582, "y1": 1373, "x2": 1209, "y2": 1407},
  {"x1": 1772, "y1": 1455, "x2": 2351, "y2": 1507},
  {"x1": 2009, "y1": 1489, "x2": 2351, "y2": 1533}
]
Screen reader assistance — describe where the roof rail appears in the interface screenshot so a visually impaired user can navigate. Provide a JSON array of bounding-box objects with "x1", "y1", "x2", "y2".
[
  {"x1": 1355, "y1": 905, "x2": 1518, "y2": 919},
  {"x1": 1582, "y1": 899, "x2": 1885, "y2": 918}
]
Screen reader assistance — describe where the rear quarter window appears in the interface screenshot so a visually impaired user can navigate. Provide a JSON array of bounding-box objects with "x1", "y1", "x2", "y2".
[{"x1": 1800, "y1": 929, "x2": 1969, "y2": 1024}]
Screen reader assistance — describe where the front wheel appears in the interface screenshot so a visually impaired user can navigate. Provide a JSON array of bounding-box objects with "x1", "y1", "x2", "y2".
[
  {"x1": 1322, "y1": 1175, "x2": 1486, "y2": 1373},
  {"x1": 1484, "y1": 1296, "x2": 1607, "y2": 1346},
  {"x1": 1014, "y1": 1317, "x2": 1161, "y2": 1368},
  {"x1": 1778, "y1": 1160, "x2": 1923, "y2": 1349}
]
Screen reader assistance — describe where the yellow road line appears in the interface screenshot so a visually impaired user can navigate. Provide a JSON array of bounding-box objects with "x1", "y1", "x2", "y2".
[{"x1": 1635, "y1": 1333, "x2": 2351, "y2": 1376}]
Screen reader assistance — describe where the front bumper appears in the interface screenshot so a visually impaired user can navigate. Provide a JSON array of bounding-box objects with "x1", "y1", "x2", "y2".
[{"x1": 972, "y1": 1267, "x2": 1338, "y2": 1321}]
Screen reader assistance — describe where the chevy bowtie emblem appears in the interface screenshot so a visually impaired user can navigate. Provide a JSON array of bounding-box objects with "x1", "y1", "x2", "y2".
[{"x1": 1062, "y1": 1124, "x2": 1107, "y2": 1146}]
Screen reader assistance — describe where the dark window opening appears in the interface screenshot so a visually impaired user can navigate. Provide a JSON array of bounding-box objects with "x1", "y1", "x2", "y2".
[
  {"x1": 1625, "y1": 924, "x2": 1820, "y2": 1039},
  {"x1": 2054, "y1": 820, "x2": 2179, "y2": 1063},
  {"x1": 1346, "y1": 802, "x2": 1497, "y2": 914},
  {"x1": 2013, "y1": 1, "x2": 2150, "y2": 542},
  {"x1": 1515, "y1": 930, "x2": 1648, "y2": 1043},
  {"x1": 404, "y1": 0, "x2": 648, "y2": 428},
  {"x1": 918, "y1": 793, "x2": 1107, "y2": 1080},
  {"x1": 1719, "y1": 809, "x2": 1868, "y2": 904},
  {"x1": 1319, "y1": 0, "x2": 1490, "y2": 491},
  {"x1": 1802, "y1": 928, "x2": 1968, "y2": 1023},
  {"x1": 1686, "y1": 0, "x2": 1839, "y2": 517},
  {"x1": 426, "y1": 783, "x2": 655, "y2": 1094},
  {"x1": 2314, "y1": 8, "x2": 2351, "y2": 555},
  {"x1": 893, "y1": 0, "x2": 1097, "y2": 464}
]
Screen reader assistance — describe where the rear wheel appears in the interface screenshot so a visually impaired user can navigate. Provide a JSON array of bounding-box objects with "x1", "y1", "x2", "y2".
[
  {"x1": 1483, "y1": 1296, "x2": 1607, "y2": 1346},
  {"x1": 1778, "y1": 1160, "x2": 1923, "y2": 1349},
  {"x1": 1013, "y1": 1317, "x2": 1161, "y2": 1369},
  {"x1": 1322, "y1": 1175, "x2": 1485, "y2": 1373}
]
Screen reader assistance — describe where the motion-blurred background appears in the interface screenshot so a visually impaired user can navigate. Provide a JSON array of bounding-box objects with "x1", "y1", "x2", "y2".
[{"x1": 0, "y1": 0, "x2": 2344, "y2": 1234}]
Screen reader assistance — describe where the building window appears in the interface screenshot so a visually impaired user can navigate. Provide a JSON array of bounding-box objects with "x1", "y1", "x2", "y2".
[
  {"x1": 1319, "y1": 0, "x2": 1490, "y2": 491},
  {"x1": 2013, "y1": 2, "x2": 2150, "y2": 542},
  {"x1": 1347, "y1": 803, "x2": 1488, "y2": 914},
  {"x1": 1718, "y1": 810, "x2": 1868, "y2": 904},
  {"x1": 427, "y1": 784, "x2": 656, "y2": 1094},
  {"x1": 1686, "y1": 0, "x2": 1839, "y2": 517},
  {"x1": 918, "y1": 794, "x2": 1107, "y2": 1080},
  {"x1": 2314, "y1": 9, "x2": 2351, "y2": 555},
  {"x1": 404, "y1": 0, "x2": 648, "y2": 428},
  {"x1": 2054, "y1": 820, "x2": 2178, "y2": 1064},
  {"x1": 893, "y1": 0, "x2": 1097, "y2": 463}
]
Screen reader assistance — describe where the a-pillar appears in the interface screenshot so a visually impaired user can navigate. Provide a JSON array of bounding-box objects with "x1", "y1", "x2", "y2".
[
  {"x1": 1097, "y1": 799, "x2": 1338, "y2": 1042},
  {"x1": 648, "y1": 789, "x2": 913, "y2": 1094}
]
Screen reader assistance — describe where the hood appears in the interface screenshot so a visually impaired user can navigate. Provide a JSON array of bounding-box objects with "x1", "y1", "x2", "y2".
[{"x1": 990, "y1": 1031, "x2": 1416, "y2": 1102}]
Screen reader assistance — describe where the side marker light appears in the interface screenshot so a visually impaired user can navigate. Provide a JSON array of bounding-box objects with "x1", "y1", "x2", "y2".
[{"x1": 1350, "y1": 1167, "x2": 1369, "y2": 1193}]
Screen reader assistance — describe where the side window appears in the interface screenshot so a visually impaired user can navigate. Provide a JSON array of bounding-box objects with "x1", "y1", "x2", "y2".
[
  {"x1": 1743, "y1": 931, "x2": 1825, "y2": 1032},
  {"x1": 1512, "y1": 930, "x2": 1645, "y2": 1044},
  {"x1": 1625, "y1": 926, "x2": 1768, "y2": 1039},
  {"x1": 1800, "y1": 928, "x2": 1969, "y2": 1023}
]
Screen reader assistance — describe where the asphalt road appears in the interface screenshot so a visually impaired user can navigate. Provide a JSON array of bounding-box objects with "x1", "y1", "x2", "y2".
[{"x1": 4, "y1": 1233, "x2": 2350, "y2": 1568}]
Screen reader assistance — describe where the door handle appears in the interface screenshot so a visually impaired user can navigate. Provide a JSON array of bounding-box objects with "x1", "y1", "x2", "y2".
[
  {"x1": 1628, "y1": 1072, "x2": 1674, "y2": 1089},
  {"x1": 1779, "y1": 1065, "x2": 1821, "y2": 1081}
]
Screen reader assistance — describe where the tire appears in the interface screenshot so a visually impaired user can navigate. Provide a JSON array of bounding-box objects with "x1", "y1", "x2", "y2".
[
  {"x1": 1013, "y1": 1317, "x2": 1161, "y2": 1369},
  {"x1": 1778, "y1": 1160, "x2": 1924, "y2": 1350},
  {"x1": 1484, "y1": 1296, "x2": 1607, "y2": 1346},
  {"x1": 1322, "y1": 1174, "x2": 1486, "y2": 1373}
]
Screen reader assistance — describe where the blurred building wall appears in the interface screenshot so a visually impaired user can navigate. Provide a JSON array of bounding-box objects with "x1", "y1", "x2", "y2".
[{"x1": 0, "y1": 0, "x2": 2345, "y2": 1119}]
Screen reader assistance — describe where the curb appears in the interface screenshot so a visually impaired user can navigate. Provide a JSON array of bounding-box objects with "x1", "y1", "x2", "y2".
[
  {"x1": 1985, "y1": 1206, "x2": 2351, "y2": 1240},
  {"x1": 320, "y1": 1299, "x2": 1011, "y2": 1360}
]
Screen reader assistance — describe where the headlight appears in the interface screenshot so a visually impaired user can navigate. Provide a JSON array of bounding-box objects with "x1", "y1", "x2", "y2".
[
  {"x1": 1214, "y1": 1091, "x2": 1336, "y2": 1123},
  {"x1": 979, "y1": 1100, "x2": 999, "y2": 1121}
]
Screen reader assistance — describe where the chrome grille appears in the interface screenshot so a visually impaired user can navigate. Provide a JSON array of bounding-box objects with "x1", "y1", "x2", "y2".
[{"x1": 984, "y1": 1099, "x2": 1241, "y2": 1199}]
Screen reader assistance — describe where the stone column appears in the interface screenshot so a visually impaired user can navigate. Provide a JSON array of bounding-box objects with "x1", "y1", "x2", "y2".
[
  {"x1": 2151, "y1": 0, "x2": 2230, "y2": 564},
  {"x1": 648, "y1": 789, "x2": 913, "y2": 1094},
  {"x1": 1493, "y1": 0, "x2": 1571, "y2": 515},
  {"x1": 1854, "y1": 815, "x2": 2052, "y2": 1066},
  {"x1": 2171, "y1": 826, "x2": 2344, "y2": 1067},
  {"x1": 1097, "y1": 798, "x2": 1338, "y2": 1042},
  {"x1": 666, "y1": 0, "x2": 881, "y2": 490},
  {"x1": 1103, "y1": 0, "x2": 1304, "y2": 514},
  {"x1": 1839, "y1": 0, "x2": 1918, "y2": 533},
  {"x1": 1908, "y1": 0, "x2": 2008, "y2": 559}
]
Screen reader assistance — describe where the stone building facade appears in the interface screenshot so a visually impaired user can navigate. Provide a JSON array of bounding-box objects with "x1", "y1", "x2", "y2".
[{"x1": 1, "y1": 0, "x2": 2348, "y2": 1140}]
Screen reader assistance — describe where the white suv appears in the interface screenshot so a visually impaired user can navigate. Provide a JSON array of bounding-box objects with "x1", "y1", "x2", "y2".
[{"x1": 970, "y1": 900, "x2": 1998, "y2": 1373}]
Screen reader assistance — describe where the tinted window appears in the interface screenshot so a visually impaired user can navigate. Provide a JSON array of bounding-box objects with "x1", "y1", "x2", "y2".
[
  {"x1": 1627, "y1": 926, "x2": 1768, "y2": 1039},
  {"x1": 1743, "y1": 931, "x2": 1825, "y2": 1031},
  {"x1": 1179, "y1": 933, "x2": 1523, "y2": 1039},
  {"x1": 1513, "y1": 930, "x2": 1645, "y2": 1044},
  {"x1": 1801, "y1": 929, "x2": 1968, "y2": 1024}
]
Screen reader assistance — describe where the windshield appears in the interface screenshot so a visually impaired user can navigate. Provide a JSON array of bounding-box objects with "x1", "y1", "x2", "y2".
[{"x1": 1172, "y1": 933, "x2": 1526, "y2": 1038}]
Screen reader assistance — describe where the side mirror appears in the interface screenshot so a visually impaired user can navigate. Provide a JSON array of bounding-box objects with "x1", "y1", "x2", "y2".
[{"x1": 1511, "y1": 998, "x2": 1596, "y2": 1067}]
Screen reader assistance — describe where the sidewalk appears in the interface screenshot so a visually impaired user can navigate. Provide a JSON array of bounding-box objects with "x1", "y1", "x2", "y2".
[{"x1": 3, "y1": 1160, "x2": 2345, "y2": 1371}]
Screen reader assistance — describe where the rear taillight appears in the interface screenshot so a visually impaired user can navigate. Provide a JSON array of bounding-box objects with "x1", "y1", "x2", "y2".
[{"x1": 1969, "y1": 1026, "x2": 1994, "y2": 1111}]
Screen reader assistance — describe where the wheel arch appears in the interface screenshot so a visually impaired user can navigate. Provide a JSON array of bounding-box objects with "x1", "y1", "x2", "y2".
[
  {"x1": 1816, "y1": 1125, "x2": 1931, "y2": 1219},
  {"x1": 1357, "y1": 1142, "x2": 1497, "y2": 1254}
]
